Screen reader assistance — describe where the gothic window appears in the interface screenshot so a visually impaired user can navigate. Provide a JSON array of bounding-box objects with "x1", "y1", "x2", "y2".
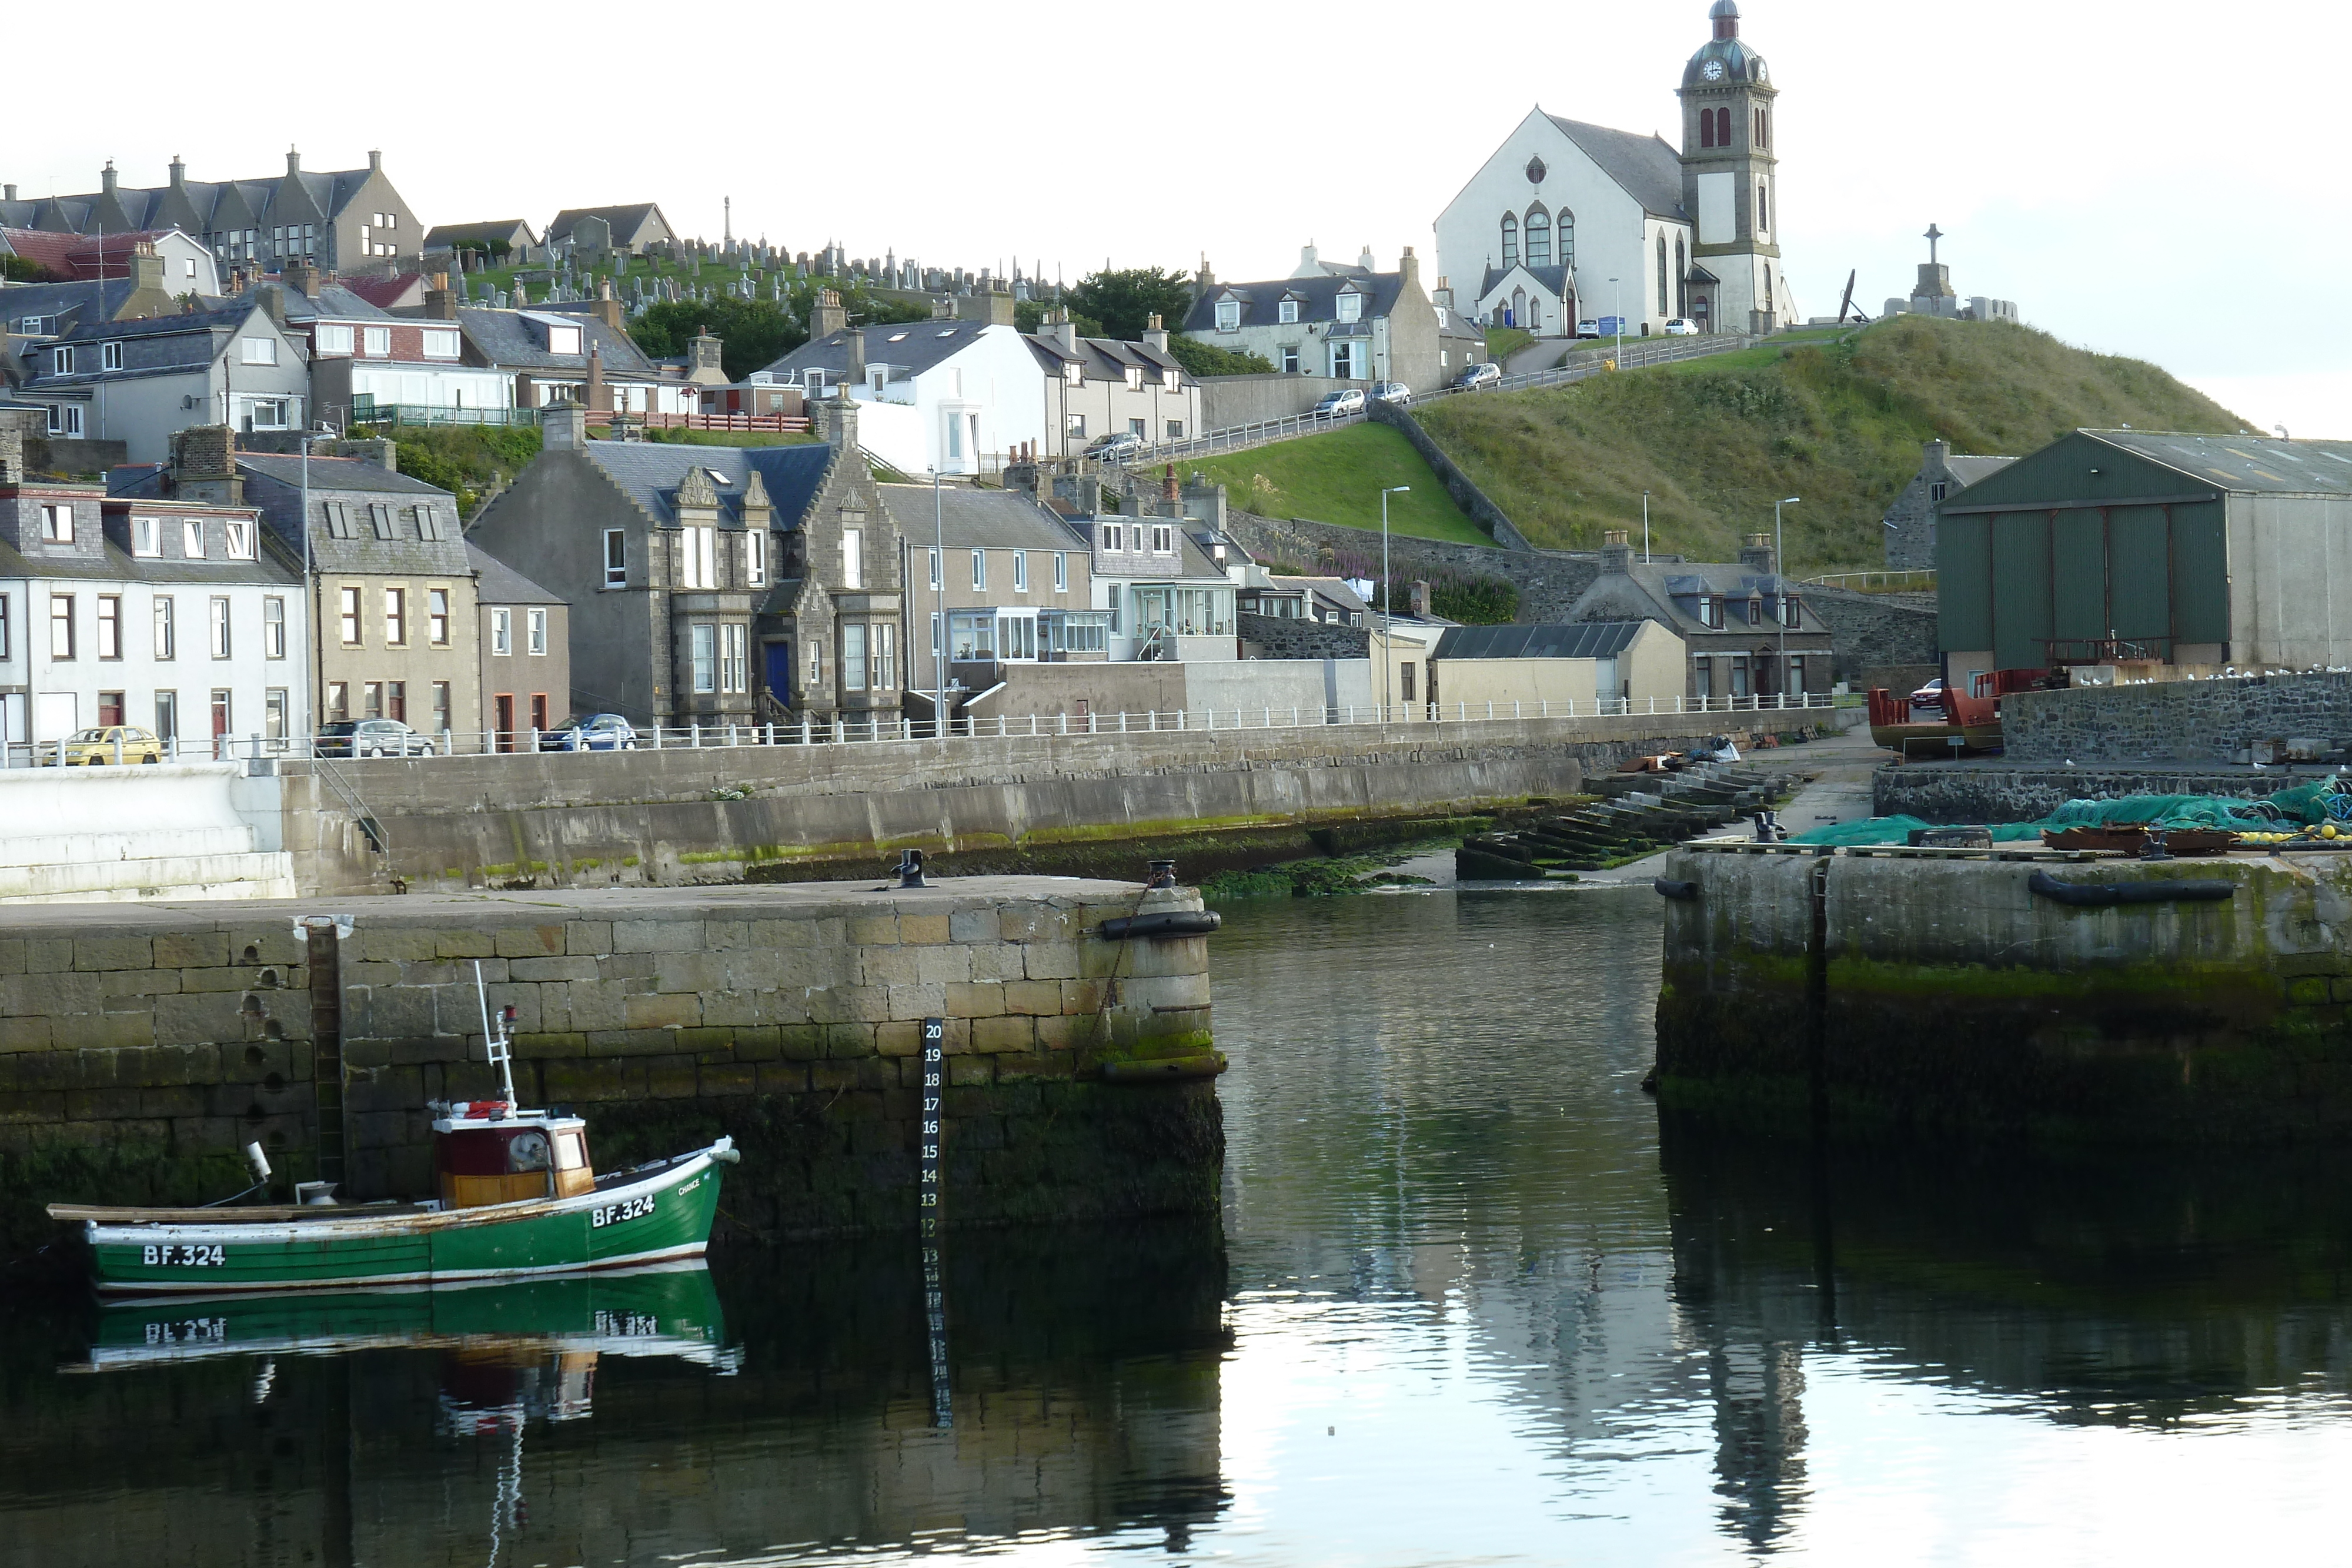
[
  {"x1": 1676, "y1": 236, "x2": 1689, "y2": 317},
  {"x1": 1716, "y1": 108, "x2": 1732, "y2": 146},
  {"x1": 1656, "y1": 236, "x2": 1669, "y2": 320},
  {"x1": 1525, "y1": 209, "x2": 1551, "y2": 268},
  {"x1": 1756, "y1": 108, "x2": 1768, "y2": 147},
  {"x1": 1558, "y1": 210, "x2": 1575, "y2": 269},
  {"x1": 1757, "y1": 181, "x2": 1769, "y2": 232},
  {"x1": 1501, "y1": 214, "x2": 1518, "y2": 266},
  {"x1": 1700, "y1": 111, "x2": 1716, "y2": 149}
]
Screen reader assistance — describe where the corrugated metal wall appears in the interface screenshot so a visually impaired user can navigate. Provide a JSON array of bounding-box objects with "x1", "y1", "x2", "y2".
[{"x1": 1940, "y1": 494, "x2": 2228, "y2": 667}]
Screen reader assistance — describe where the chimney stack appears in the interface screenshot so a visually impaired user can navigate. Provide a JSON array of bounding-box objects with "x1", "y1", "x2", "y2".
[
  {"x1": 809, "y1": 287, "x2": 847, "y2": 339},
  {"x1": 814, "y1": 389, "x2": 860, "y2": 453},
  {"x1": 1142, "y1": 312, "x2": 1169, "y2": 352},
  {"x1": 168, "y1": 157, "x2": 185, "y2": 190},
  {"x1": 2, "y1": 186, "x2": 15, "y2": 203},
  {"x1": 282, "y1": 259, "x2": 320, "y2": 300},
  {"x1": 169, "y1": 426, "x2": 242, "y2": 506},
  {"x1": 1739, "y1": 533, "x2": 1776, "y2": 575},
  {"x1": 286, "y1": 147, "x2": 302, "y2": 176},
  {"x1": 1399, "y1": 246, "x2": 1422, "y2": 294},
  {"x1": 1409, "y1": 580, "x2": 1431, "y2": 618},
  {"x1": 1600, "y1": 528, "x2": 1633, "y2": 575},
  {"x1": 845, "y1": 325, "x2": 867, "y2": 387},
  {"x1": 585, "y1": 276, "x2": 621, "y2": 330},
  {"x1": 542, "y1": 404, "x2": 588, "y2": 452},
  {"x1": 101, "y1": 162, "x2": 118, "y2": 197}
]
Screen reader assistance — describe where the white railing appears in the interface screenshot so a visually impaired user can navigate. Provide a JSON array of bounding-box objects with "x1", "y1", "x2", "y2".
[{"x1": 0, "y1": 693, "x2": 1836, "y2": 770}]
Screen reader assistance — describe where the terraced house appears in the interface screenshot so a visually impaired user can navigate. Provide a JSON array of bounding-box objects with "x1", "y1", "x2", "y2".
[
  {"x1": 0, "y1": 151, "x2": 420, "y2": 270},
  {"x1": 467, "y1": 401, "x2": 904, "y2": 732}
]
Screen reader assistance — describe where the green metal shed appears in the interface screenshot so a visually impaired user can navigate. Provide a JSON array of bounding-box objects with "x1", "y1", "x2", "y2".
[{"x1": 1936, "y1": 430, "x2": 2352, "y2": 681}]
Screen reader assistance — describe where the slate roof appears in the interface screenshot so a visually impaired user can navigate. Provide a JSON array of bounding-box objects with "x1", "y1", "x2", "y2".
[
  {"x1": 425, "y1": 219, "x2": 539, "y2": 250},
  {"x1": 467, "y1": 542, "x2": 564, "y2": 605},
  {"x1": 1180, "y1": 271, "x2": 1406, "y2": 334},
  {"x1": 0, "y1": 279, "x2": 137, "y2": 333},
  {"x1": 1019, "y1": 332, "x2": 1183, "y2": 383},
  {"x1": 340, "y1": 275, "x2": 424, "y2": 312},
  {"x1": 579, "y1": 440, "x2": 836, "y2": 530},
  {"x1": 0, "y1": 163, "x2": 385, "y2": 240},
  {"x1": 877, "y1": 483, "x2": 1087, "y2": 551},
  {"x1": 760, "y1": 322, "x2": 998, "y2": 383},
  {"x1": 279, "y1": 283, "x2": 396, "y2": 322},
  {"x1": 458, "y1": 307, "x2": 659, "y2": 377},
  {"x1": 0, "y1": 531, "x2": 300, "y2": 587},
  {"x1": 1477, "y1": 265, "x2": 1576, "y2": 303},
  {"x1": 1569, "y1": 559, "x2": 1829, "y2": 640},
  {"x1": 23, "y1": 305, "x2": 274, "y2": 389},
  {"x1": 1435, "y1": 621, "x2": 1646, "y2": 660},
  {"x1": 110, "y1": 453, "x2": 466, "y2": 577},
  {"x1": 0, "y1": 228, "x2": 190, "y2": 280},
  {"x1": 2078, "y1": 432, "x2": 2352, "y2": 497},
  {"x1": 1543, "y1": 114, "x2": 1689, "y2": 220},
  {"x1": 546, "y1": 205, "x2": 673, "y2": 248},
  {"x1": 1943, "y1": 456, "x2": 2014, "y2": 487}
]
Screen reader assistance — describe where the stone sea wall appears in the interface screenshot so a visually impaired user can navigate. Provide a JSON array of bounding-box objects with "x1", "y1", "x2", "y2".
[
  {"x1": 2006, "y1": 672, "x2": 2352, "y2": 765},
  {"x1": 0, "y1": 879, "x2": 1221, "y2": 1248}
]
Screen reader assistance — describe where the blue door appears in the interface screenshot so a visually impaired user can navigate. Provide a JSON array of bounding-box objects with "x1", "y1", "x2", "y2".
[{"x1": 764, "y1": 641, "x2": 793, "y2": 710}]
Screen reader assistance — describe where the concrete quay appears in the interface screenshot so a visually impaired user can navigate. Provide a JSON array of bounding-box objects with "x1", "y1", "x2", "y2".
[
  {"x1": 1653, "y1": 843, "x2": 2352, "y2": 1142},
  {"x1": 0, "y1": 876, "x2": 1219, "y2": 1246}
]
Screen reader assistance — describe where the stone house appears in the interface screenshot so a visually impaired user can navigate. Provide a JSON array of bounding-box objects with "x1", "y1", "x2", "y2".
[
  {"x1": 1566, "y1": 530, "x2": 1835, "y2": 703},
  {"x1": 0, "y1": 417, "x2": 309, "y2": 748},
  {"x1": 1882, "y1": 439, "x2": 2014, "y2": 572},
  {"x1": 881, "y1": 480, "x2": 1102, "y2": 707},
  {"x1": 466, "y1": 400, "x2": 904, "y2": 731},
  {"x1": 466, "y1": 544, "x2": 569, "y2": 744},
  {"x1": 1181, "y1": 248, "x2": 1447, "y2": 392},
  {"x1": 116, "y1": 434, "x2": 477, "y2": 736},
  {"x1": 423, "y1": 219, "x2": 540, "y2": 256},
  {"x1": 0, "y1": 151, "x2": 421, "y2": 271},
  {"x1": 545, "y1": 205, "x2": 676, "y2": 259},
  {"x1": 456, "y1": 300, "x2": 694, "y2": 416}
]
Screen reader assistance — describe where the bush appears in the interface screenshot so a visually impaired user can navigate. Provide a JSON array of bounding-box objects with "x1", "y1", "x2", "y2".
[{"x1": 1168, "y1": 336, "x2": 1274, "y2": 377}]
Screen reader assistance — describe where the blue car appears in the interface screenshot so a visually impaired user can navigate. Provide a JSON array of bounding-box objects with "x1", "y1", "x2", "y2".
[{"x1": 538, "y1": 713, "x2": 640, "y2": 752}]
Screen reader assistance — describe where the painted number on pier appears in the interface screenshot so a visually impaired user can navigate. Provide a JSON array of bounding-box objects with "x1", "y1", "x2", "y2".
[
  {"x1": 591, "y1": 1195, "x2": 656, "y2": 1228},
  {"x1": 142, "y1": 1244, "x2": 225, "y2": 1268}
]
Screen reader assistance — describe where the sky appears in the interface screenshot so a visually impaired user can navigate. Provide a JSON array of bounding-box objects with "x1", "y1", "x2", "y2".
[{"x1": 9, "y1": 1, "x2": 2343, "y2": 436}]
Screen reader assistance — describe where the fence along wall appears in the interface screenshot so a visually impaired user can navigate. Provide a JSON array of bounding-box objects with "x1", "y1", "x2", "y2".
[{"x1": 0, "y1": 880, "x2": 1222, "y2": 1245}]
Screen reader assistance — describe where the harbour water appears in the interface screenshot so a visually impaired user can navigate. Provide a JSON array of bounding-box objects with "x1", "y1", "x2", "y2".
[{"x1": 10, "y1": 885, "x2": 2352, "y2": 1563}]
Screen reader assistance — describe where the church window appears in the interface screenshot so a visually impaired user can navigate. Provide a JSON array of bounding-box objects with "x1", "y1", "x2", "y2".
[
  {"x1": 1676, "y1": 236, "x2": 1689, "y2": 317},
  {"x1": 1757, "y1": 108, "x2": 1769, "y2": 148},
  {"x1": 1558, "y1": 210, "x2": 1574, "y2": 269},
  {"x1": 1657, "y1": 236, "x2": 1669, "y2": 320},
  {"x1": 1715, "y1": 108, "x2": 1732, "y2": 146},
  {"x1": 1525, "y1": 210, "x2": 1551, "y2": 268},
  {"x1": 1500, "y1": 214, "x2": 1518, "y2": 266},
  {"x1": 1701, "y1": 112, "x2": 1716, "y2": 149},
  {"x1": 1757, "y1": 181, "x2": 1769, "y2": 232}
]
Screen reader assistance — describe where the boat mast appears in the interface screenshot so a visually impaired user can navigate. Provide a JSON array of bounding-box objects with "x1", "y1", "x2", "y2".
[{"x1": 473, "y1": 959, "x2": 519, "y2": 1105}]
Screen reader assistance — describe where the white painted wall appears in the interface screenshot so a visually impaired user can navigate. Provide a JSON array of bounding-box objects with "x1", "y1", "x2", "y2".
[{"x1": 0, "y1": 761, "x2": 294, "y2": 902}]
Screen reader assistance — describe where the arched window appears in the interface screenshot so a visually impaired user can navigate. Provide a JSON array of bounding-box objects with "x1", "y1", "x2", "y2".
[
  {"x1": 1700, "y1": 111, "x2": 1716, "y2": 149},
  {"x1": 1525, "y1": 209, "x2": 1551, "y2": 268},
  {"x1": 1756, "y1": 108, "x2": 1768, "y2": 148},
  {"x1": 1676, "y1": 235, "x2": 1689, "y2": 318},
  {"x1": 1558, "y1": 210, "x2": 1575, "y2": 270},
  {"x1": 1656, "y1": 235, "x2": 1669, "y2": 320},
  {"x1": 1716, "y1": 108, "x2": 1733, "y2": 146},
  {"x1": 1501, "y1": 213, "x2": 1518, "y2": 266},
  {"x1": 1757, "y1": 180, "x2": 1769, "y2": 232},
  {"x1": 1765, "y1": 265, "x2": 1775, "y2": 315}
]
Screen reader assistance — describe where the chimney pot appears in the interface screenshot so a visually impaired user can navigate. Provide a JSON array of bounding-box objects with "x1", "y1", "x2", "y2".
[
  {"x1": 286, "y1": 147, "x2": 300, "y2": 176},
  {"x1": 1599, "y1": 530, "x2": 1634, "y2": 574}
]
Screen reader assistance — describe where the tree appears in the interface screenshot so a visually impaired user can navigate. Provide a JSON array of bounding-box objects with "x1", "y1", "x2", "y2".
[
  {"x1": 1066, "y1": 267, "x2": 1194, "y2": 340},
  {"x1": 1167, "y1": 336, "x2": 1273, "y2": 377},
  {"x1": 630, "y1": 280, "x2": 930, "y2": 382}
]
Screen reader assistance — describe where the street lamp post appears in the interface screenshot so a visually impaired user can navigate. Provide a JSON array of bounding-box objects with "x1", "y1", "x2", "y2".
[
  {"x1": 1642, "y1": 490, "x2": 1652, "y2": 563},
  {"x1": 1609, "y1": 278, "x2": 1622, "y2": 363},
  {"x1": 1775, "y1": 496, "x2": 1800, "y2": 708},
  {"x1": 300, "y1": 420, "x2": 339, "y2": 754},
  {"x1": 1380, "y1": 484, "x2": 1409, "y2": 721},
  {"x1": 931, "y1": 469, "x2": 946, "y2": 736}
]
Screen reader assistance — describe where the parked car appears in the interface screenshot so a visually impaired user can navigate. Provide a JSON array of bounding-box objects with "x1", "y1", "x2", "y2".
[
  {"x1": 1452, "y1": 362, "x2": 1503, "y2": 390},
  {"x1": 1906, "y1": 677, "x2": 1950, "y2": 720},
  {"x1": 1083, "y1": 430, "x2": 1145, "y2": 459},
  {"x1": 48, "y1": 726, "x2": 165, "y2": 765},
  {"x1": 1663, "y1": 317, "x2": 1699, "y2": 336},
  {"x1": 1369, "y1": 381, "x2": 1412, "y2": 404},
  {"x1": 318, "y1": 718, "x2": 433, "y2": 758},
  {"x1": 1311, "y1": 389, "x2": 1367, "y2": 419},
  {"x1": 539, "y1": 713, "x2": 642, "y2": 752},
  {"x1": 1575, "y1": 321, "x2": 1602, "y2": 340}
]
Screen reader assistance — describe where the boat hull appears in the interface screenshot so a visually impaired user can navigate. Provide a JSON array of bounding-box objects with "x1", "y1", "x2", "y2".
[{"x1": 74, "y1": 1143, "x2": 729, "y2": 1296}]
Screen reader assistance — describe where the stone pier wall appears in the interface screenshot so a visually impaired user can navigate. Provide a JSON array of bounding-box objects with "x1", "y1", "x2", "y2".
[{"x1": 0, "y1": 878, "x2": 1220, "y2": 1248}]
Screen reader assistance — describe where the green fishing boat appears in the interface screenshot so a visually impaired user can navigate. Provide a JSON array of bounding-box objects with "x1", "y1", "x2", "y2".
[{"x1": 50, "y1": 966, "x2": 740, "y2": 1296}]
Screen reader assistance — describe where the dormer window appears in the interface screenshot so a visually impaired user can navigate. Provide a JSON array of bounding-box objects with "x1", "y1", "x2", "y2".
[
  {"x1": 1780, "y1": 593, "x2": 1801, "y2": 629},
  {"x1": 101, "y1": 342, "x2": 123, "y2": 372},
  {"x1": 1746, "y1": 596, "x2": 1763, "y2": 626},
  {"x1": 1065, "y1": 360, "x2": 1084, "y2": 386},
  {"x1": 1697, "y1": 594, "x2": 1723, "y2": 630},
  {"x1": 1215, "y1": 300, "x2": 1241, "y2": 332},
  {"x1": 1336, "y1": 291, "x2": 1363, "y2": 325},
  {"x1": 545, "y1": 323, "x2": 582, "y2": 356},
  {"x1": 1278, "y1": 298, "x2": 1299, "y2": 325},
  {"x1": 1125, "y1": 366, "x2": 1142, "y2": 391},
  {"x1": 52, "y1": 346, "x2": 75, "y2": 376}
]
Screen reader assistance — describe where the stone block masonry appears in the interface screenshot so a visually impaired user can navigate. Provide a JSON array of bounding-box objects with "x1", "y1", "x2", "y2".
[
  {"x1": 2005, "y1": 671, "x2": 2352, "y2": 766},
  {"x1": 0, "y1": 878, "x2": 1220, "y2": 1249}
]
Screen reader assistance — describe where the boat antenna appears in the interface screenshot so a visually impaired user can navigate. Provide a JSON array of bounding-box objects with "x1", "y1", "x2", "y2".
[{"x1": 474, "y1": 959, "x2": 519, "y2": 1106}]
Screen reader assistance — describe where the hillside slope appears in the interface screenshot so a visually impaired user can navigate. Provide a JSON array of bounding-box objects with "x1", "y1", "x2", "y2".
[{"x1": 1412, "y1": 317, "x2": 2249, "y2": 571}]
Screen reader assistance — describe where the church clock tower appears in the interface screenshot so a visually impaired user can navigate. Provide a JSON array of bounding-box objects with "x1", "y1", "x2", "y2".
[{"x1": 1678, "y1": 0, "x2": 1782, "y2": 334}]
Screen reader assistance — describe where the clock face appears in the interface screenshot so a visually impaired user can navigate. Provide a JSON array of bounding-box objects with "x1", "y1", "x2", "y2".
[
  {"x1": 1702, "y1": 59, "x2": 1725, "y2": 81},
  {"x1": 1755, "y1": 60, "x2": 1768, "y2": 82}
]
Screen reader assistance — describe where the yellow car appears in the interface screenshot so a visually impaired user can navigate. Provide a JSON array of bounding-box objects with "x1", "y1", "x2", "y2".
[{"x1": 51, "y1": 726, "x2": 166, "y2": 765}]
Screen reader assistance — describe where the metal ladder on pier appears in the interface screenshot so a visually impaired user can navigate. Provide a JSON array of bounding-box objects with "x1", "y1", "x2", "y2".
[{"x1": 310, "y1": 756, "x2": 397, "y2": 887}]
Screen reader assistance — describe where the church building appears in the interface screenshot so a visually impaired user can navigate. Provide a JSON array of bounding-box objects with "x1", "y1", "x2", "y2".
[{"x1": 1434, "y1": 1, "x2": 1791, "y2": 340}]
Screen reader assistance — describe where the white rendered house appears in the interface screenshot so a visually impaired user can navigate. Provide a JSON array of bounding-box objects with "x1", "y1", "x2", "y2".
[{"x1": 756, "y1": 312, "x2": 1047, "y2": 479}]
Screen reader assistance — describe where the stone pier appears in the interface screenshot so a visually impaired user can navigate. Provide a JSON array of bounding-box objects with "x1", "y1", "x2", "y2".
[{"x1": 0, "y1": 877, "x2": 1220, "y2": 1246}]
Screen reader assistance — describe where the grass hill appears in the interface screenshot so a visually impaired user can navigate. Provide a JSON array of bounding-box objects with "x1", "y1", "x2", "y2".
[
  {"x1": 1184, "y1": 423, "x2": 1492, "y2": 545},
  {"x1": 1409, "y1": 316, "x2": 2249, "y2": 571}
]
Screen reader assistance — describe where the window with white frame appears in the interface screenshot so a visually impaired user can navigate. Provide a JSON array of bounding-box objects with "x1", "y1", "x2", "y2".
[
  {"x1": 225, "y1": 520, "x2": 254, "y2": 559},
  {"x1": 1337, "y1": 290, "x2": 1363, "y2": 323},
  {"x1": 47, "y1": 405, "x2": 81, "y2": 436},
  {"x1": 1280, "y1": 347, "x2": 1299, "y2": 375},
  {"x1": 527, "y1": 607, "x2": 547, "y2": 655},
  {"x1": 41, "y1": 504, "x2": 72, "y2": 543},
  {"x1": 154, "y1": 596, "x2": 175, "y2": 659},
  {"x1": 264, "y1": 597, "x2": 285, "y2": 659},
  {"x1": 874, "y1": 623, "x2": 896, "y2": 689},
  {"x1": 1124, "y1": 367, "x2": 1142, "y2": 391},
  {"x1": 1013, "y1": 551, "x2": 1028, "y2": 593},
  {"x1": 209, "y1": 597, "x2": 231, "y2": 658},
  {"x1": 1278, "y1": 298, "x2": 1299, "y2": 325},
  {"x1": 51, "y1": 345, "x2": 75, "y2": 376},
  {"x1": 841, "y1": 623, "x2": 868, "y2": 691},
  {"x1": 182, "y1": 520, "x2": 205, "y2": 559},
  {"x1": 840, "y1": 528, "x2": 863, "y2": 590},
  {"x1": 681, "y1": 526, "x2": 716, "y2": 589},
  {"x1": 1101, "y1": 523, "x2": 1122, "y2": 552},
  {"x1": 490, "y1": 607, "x2": 512, "y2": 656},
  {"x1": 691, "y1": 624, "x2": 717, "y2": 693},
  {"x1": 415, "y1": 505, "x2": 445, "y2": 541},
  {"x1": 1215, "y1": 300, "x2": 1240, "y2": 332},
  {"x1": 1128, "y1": 418, "x2": 1146, "y2": 437},
  {"x1": 96, "y1": 596, "x2": 120, "y2": 659},
  {"x1": 0, "y1": 596, "x2": 9, "y2": 660},
  {"x1": 362, "y1": 326, "x2": 390, "y2": 357},
  {"x1": 242, "y1": 337, "x2": 278, "y2": 366},
  {"x1": 49, "y1": 594, "x2": 72, "y2": 658},
  {"x1": 1065, "y1": 413, "x2": 1085, "y2": 439},
  {"x1": 1331, "y1": 342, "x2": 1358, "y2": 379},
  {"x1": 1054, "y1": 552, "x2": 1068, "y2": 593},
  {"x1": 970, "y1": 549, "x2": 985, "y2": 590},
  {"x1": 428, "y1": 589, "x2": 449, "y2": 645},
  {"x1": 721, "y1": 624, "x2": 746, "y2": 693},
  {"x1": 1167, "y1": 420, "x2": 1185, "y2": 439},
  {"x1": 422, "y1": 329, "x2": 460, "y2": 359},
  {"x1": 928, "y1": 548, "x2": 941, "y2": 589},
  {"x1": 603, "y1": 529, "x2": 626, "y2": 588},
  {"x1": 101, "y1": 342, "x2": 122, "y2": 372},
  {"x1": 316, "y1": 323, "x2": 354, "y2": 355},
  {"x1": 546, "y1": 324, "x2": 582, "y2": 356},
  {"x1": 747, "y1": 530, "x2": 767, "y2": 587},
  {"x1": 249, "y1": 398, "x2": 290, "y2": 430},
  {"x1": 1064, "y1": 360, "x2": 1084, "y2": 386},
  {"x1": 1153, "y1": 525, "x2": 1173, "y2": 554}
]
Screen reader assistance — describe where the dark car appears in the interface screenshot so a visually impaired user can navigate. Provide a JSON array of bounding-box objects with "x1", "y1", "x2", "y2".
[
  {"x1": 318, "y1": 718, "x2": 433, "y2": 758},
  {"x1": 538, "y1": 713, "x2": 642, "y2": 752}
]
